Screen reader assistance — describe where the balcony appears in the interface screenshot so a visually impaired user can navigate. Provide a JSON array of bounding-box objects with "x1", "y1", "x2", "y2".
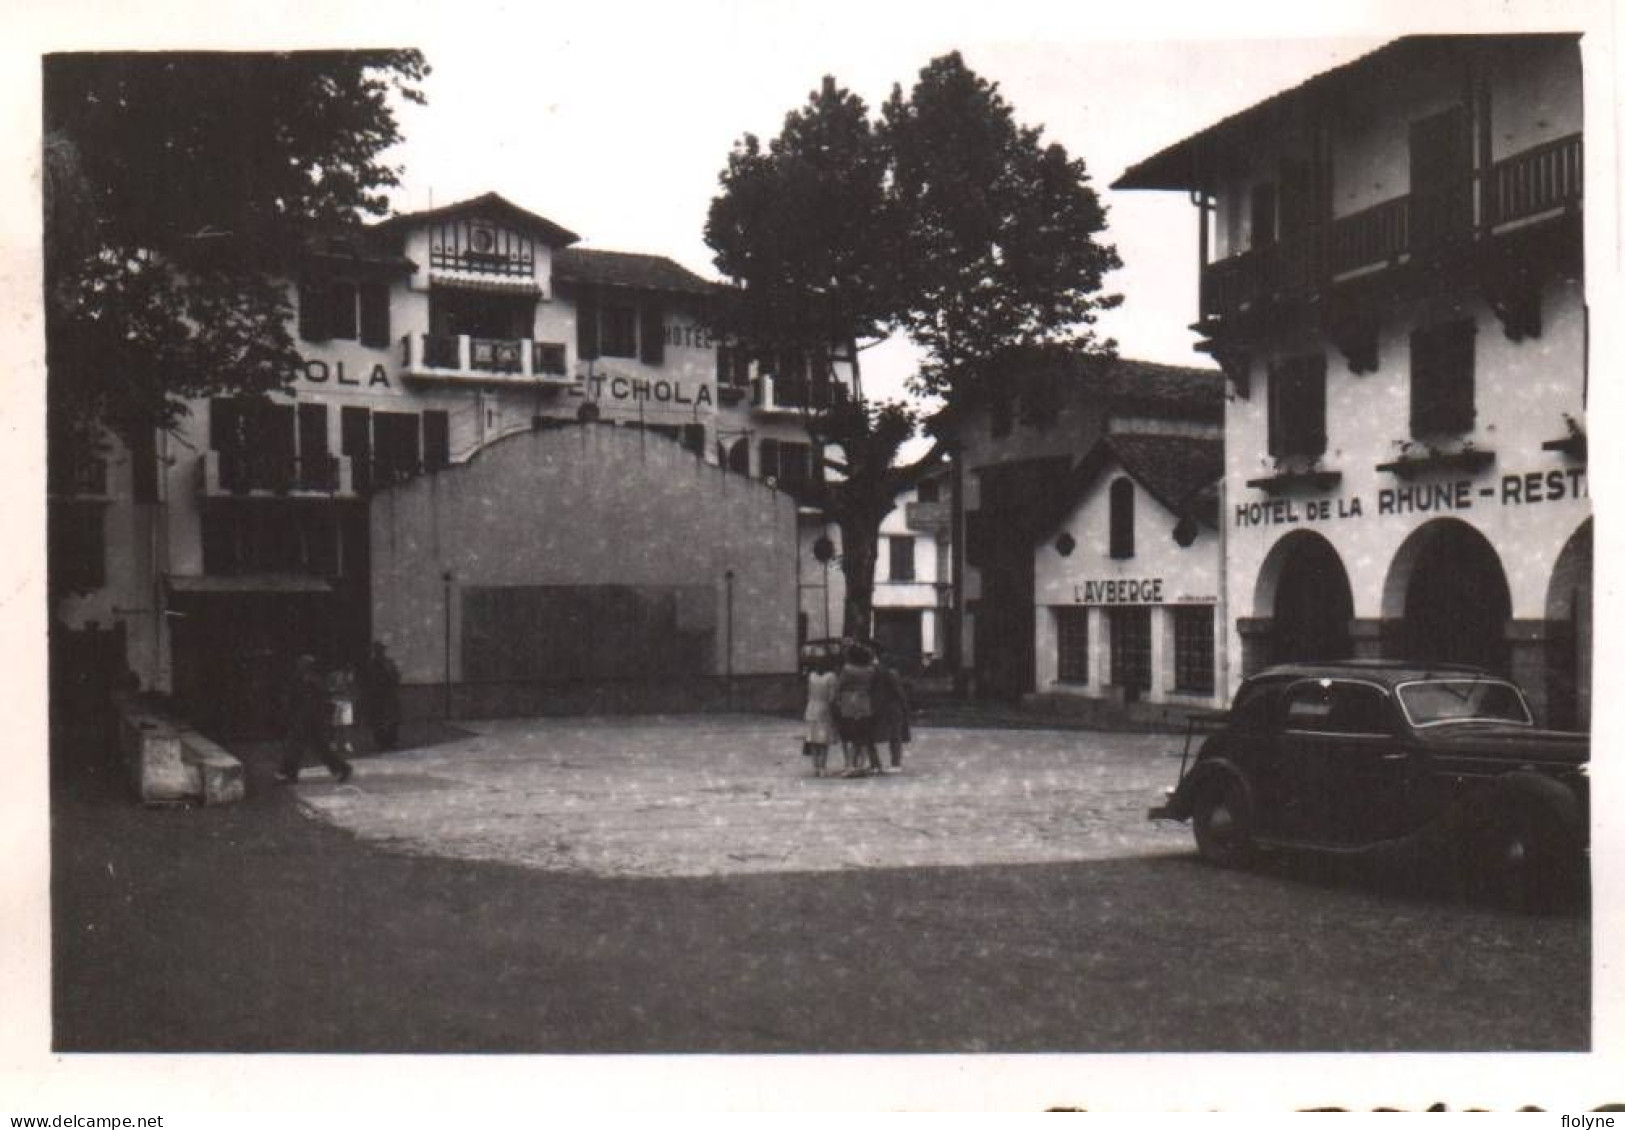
[
  {"x1": 1199, "y1": 133, "x2": 1582, "y2": 323},
  {"x1": 750, "y1": 374, "x2": 849, "y2": 416},
  {"x1": 401, "y1": 333, "x2": 573, "y2": 387},
  {"x1": 199, "y1": 451, "x2": 356, "y2": 499}
]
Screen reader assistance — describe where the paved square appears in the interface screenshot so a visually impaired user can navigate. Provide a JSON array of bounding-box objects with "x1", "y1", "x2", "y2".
[{"x1": 291, "y1": 716, "x2": 1194, "y2": 877}]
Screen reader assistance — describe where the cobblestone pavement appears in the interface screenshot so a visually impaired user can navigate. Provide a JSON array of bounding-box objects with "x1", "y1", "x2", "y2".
[{"x1": 291, "y1": 716, "x2": 1195, "y2": 877}]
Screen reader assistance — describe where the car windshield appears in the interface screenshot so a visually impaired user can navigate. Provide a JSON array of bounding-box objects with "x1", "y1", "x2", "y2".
[{"x1": 1396, "y1": 679, "x2": 1533, "y2": 728}]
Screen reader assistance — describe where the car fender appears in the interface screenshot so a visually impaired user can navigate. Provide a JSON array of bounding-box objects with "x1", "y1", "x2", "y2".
[
  {"x1": 1172, "y1": 757, "x2": 1255, "y2": 821},
  {"x1": 1464, "y1": 770, "x2": 1584, "y2": 844}
]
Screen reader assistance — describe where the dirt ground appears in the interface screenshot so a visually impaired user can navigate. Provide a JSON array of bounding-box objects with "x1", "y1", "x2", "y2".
[{"x1": 49, "y1": 715, "x2": 1589, "y2": 1058}]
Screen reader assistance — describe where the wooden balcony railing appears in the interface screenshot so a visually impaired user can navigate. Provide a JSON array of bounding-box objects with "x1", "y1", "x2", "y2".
[
  {"x1": 1485, "y1": 133, "x2": 1583, "y2": 227},
  {"x1": 404, "y1": 334, "x2": 573, "y2": 383},
  {"x1": 1200, "y1": 132, "x2": 1582, "y2": 322}
]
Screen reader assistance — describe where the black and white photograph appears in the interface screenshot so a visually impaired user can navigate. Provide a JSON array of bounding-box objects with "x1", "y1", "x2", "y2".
[{"x1": 5, "y1": 0, "x2": 1621, "y2": 1115}]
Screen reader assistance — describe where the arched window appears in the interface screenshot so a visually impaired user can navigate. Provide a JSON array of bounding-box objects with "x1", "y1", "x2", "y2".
[{"x1": 1109, "y1": 477, "x2": 1135, "y2": 559}]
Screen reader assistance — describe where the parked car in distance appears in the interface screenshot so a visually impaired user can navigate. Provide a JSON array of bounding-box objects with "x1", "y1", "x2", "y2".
[{"x1": 1150, "y1": 661, "x2": 1589, "y2": 910}]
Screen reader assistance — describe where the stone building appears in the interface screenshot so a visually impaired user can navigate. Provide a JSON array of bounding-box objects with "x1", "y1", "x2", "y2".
[
  {"x1": 937, "y1": 351, "x2": 1224, "y2": 700},
  {"x1": 1114, "y1": 34, "x2": 1590, "y2": 726}
]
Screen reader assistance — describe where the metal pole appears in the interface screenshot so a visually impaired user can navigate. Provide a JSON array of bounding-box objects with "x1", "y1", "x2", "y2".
[
  {"x1": 442, "y1": 570, "x2": 453, "y2": 719},
  {"x1": 724, "y1": 568, "x2": 735, "y2": 709}
]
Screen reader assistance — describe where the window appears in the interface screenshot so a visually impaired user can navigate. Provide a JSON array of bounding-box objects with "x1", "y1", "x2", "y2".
[
  {"x1": 1173, "y1": 605, "x2": 1215, "y2": 695},
  {"x1": 299, "y1": 279, "x2": 390, "y2": 347},
  {"x1": 716, "y1": 343, "x2": 751, "y2": 388},
  {"x1": 601, "y1": 302, "x2": 638, "y2": 358},
  {"x1": 1056, "y1": 607, "x2": 1089, "y2": 684},
  {"x1": 639, "y1": 303, "x2": 665, "y2": 365},
  {"x1": 1410, "y1": 319, "x2": 1476, "y2": 437},
  {"x1": 760, "y1": 439, "x2": 815, "y2": 499},
  {"x1": 1285, "y1": 681, "x2": 1391, "y2": 735},
  {"x1": 1109, "y1": 606, "x2": 1152, "y2": 698},
  {"x1": 1109, "y1": 477, "x2": 1135, "y2": 559},
  {"x1": 373, "y1": 411, "x2": 423, "y2": 486},
  {"x1": 1267, "y1": 354, "x2": 1327, "y2": 459},
  {"x1": 888, "y1": 536, "x2": 916, "y2": 582},
  {"x1": 916, "y1": 478, "x2": 940, "y2": 503}
]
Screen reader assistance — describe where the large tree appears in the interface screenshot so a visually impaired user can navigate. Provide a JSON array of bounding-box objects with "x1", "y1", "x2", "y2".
[
  {"x1": 43, "y1": 51, "x2": 428, "y2": 477},
  {"x1": 706, "y1": 56, "x2": 1122, "y2": 645},
  {"x1": 883, "y1": 51, "x2": 1122, "y2": 400},
  {"x1": 706, "y1": 76, "x2": 929, "y2": 639}
]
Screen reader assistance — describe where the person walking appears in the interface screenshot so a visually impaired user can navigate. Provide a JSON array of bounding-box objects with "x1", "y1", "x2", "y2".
[
  {"x1": 874, "y1": 657, "x2": 912, "y2": 771},
  {"x1": 803, "y1": 656, "x2": 838, "y2": 778},
  {"x1": 361, "y1": 640, "x2": 402, "y2": 751},
  {"x1": 834, "y1": 643, "x2": 881, "y2": 777},
  {"x1": 277, "y1": 654, "x2": 353, "y2": 784}
]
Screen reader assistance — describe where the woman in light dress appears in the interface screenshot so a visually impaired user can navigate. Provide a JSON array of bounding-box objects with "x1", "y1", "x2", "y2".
[{"x1": 803, "y1": 656, "x2": 838, "y2": 778}]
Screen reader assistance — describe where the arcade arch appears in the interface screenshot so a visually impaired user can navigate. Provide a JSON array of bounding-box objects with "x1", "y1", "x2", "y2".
[
  {"x1": 1382, "y1": 518, "x2": 1512, "y2": 673},
  {"x1": 1252, "y1": 530, "x2": 1354, "y2": 665},
  {"x1": 1544, "y1": 518, "x2": 1592, "y2": 729}
]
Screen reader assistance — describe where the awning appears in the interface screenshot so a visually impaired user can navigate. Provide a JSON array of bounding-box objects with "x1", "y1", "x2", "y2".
[
  {"x1": 429, "y1": 268, "x2": 542, "y2": 295},
  {"x1": 167, "y1": 574, "x2": 334, "y2": 595}
]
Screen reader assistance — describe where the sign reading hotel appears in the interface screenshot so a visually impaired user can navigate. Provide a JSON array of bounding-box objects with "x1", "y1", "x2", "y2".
[{"x1": 1234, "y1": 467, "x2": 1588, "y2": 529}]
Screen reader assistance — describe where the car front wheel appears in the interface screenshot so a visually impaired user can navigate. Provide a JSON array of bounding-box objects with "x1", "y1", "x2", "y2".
[
  {"x1": 1475, "y1": 803, "x2": 1573, "y2": 913},
  {"x1": 1192, "y1": 775, "x2": 1256, "y2": 869}
]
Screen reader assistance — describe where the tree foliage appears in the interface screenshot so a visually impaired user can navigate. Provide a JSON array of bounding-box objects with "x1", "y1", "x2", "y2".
[
  {"x1": 883, "y1": 51, "x2": 1121, "y2": 400},
  {"x1": 705, "y1": 53, "x2": 1120, "y2": 638},
  {"x1": 43, "y1": 51, "x2": 428, "y2": 465}
]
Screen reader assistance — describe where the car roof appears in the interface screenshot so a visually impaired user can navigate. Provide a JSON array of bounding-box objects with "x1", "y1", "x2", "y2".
[{"x1": 1245, "y1": 659, "x2": 1499, "y2": 691}]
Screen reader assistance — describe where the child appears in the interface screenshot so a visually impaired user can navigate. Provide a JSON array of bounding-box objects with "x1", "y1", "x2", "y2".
[{"x1": 803, "y1": 657, "x2": 838, "y2": 778}]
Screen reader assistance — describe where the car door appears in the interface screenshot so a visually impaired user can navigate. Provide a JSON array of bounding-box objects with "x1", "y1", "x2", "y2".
[{"x1": 1276, "y1": 680, "x2": 1403, "y2": 844}]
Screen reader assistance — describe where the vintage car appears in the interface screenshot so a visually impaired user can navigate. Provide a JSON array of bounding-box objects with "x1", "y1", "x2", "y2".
[{"x1": 1150, "y1": 661, "x2": 1589, "y2": 908}]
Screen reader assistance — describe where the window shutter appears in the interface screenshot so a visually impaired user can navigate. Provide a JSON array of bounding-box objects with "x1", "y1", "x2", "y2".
[
  {"x1": 576, "y1": 290, "x2": 600, "y2": 360},
  {"x1": 298, "y1": 279, "x2": 330, "y2": 342},
  {"x1": 328, "y1": 280, "x2": 359, "y2": 341},
  {"x1": 1303, "y1": 354, "x2": 1327, "y2": 457},
  {"x1": 359, "y1": 283, "x2": 391, "y2": 348},
  {"x1": 640, "y1": 303, "x2": 665, "y2": 365},
  {"x1": 423, "y1": 410, "x2": 450, "y2": 470},
  {"x1": 209, "y1": 398, "x2": 241, "y2": 451},
  {"x1": 1109, "y1": 477, "x2": 1135, "y2": 559}
]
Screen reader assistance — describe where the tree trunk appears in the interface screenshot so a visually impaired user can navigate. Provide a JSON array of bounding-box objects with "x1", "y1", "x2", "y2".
[{"x1": 839, "y1": 513, "x2": 879, "y2": 640}]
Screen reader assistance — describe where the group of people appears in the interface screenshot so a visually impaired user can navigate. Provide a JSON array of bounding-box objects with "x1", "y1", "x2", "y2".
[
  {"x1": 276, "y1": 641, "x2": 401, "y2": 785},
  {"x1": 803, "y1": 642, "x2": 911, "y2": 778}
]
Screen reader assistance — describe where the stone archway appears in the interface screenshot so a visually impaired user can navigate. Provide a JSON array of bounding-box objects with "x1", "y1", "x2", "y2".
[
  {"x1": 1382, "y1": 518, "x2": 1512, "y2": 673},
  {"x1": 1544, "y1": 518, "x2": 1592, "y2": 729},
  {"x1": 1252, "y1": 530, "x2": 1355, "y2": 666}
]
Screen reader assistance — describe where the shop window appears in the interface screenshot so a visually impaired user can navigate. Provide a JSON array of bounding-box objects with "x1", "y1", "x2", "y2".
[
  {"x1": 1109, "y1": 477, "x2": 1135, "y2": 559},
  {"x1": 1410, "y1": 318, "x2": 1476, "y2": 437},
  {"x1": 601, "y1": 302, "x2": 638, "y2": 359},
  {"x1": 1055, "y1": 606, "x2": 1089, "y2": 684},
  {"x1": 1109, "y1": 606, "x2": 1152, "y2": 698},
  {"x1": 888, "y1": 536, "x2": 916, "y2": 582},
  {"x1": 1173, "y1": 605, "x2": 1215, "y2": 695},
  {"x1": 1267, "y1": 353, "x2": 1327, "y2": 459}
]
